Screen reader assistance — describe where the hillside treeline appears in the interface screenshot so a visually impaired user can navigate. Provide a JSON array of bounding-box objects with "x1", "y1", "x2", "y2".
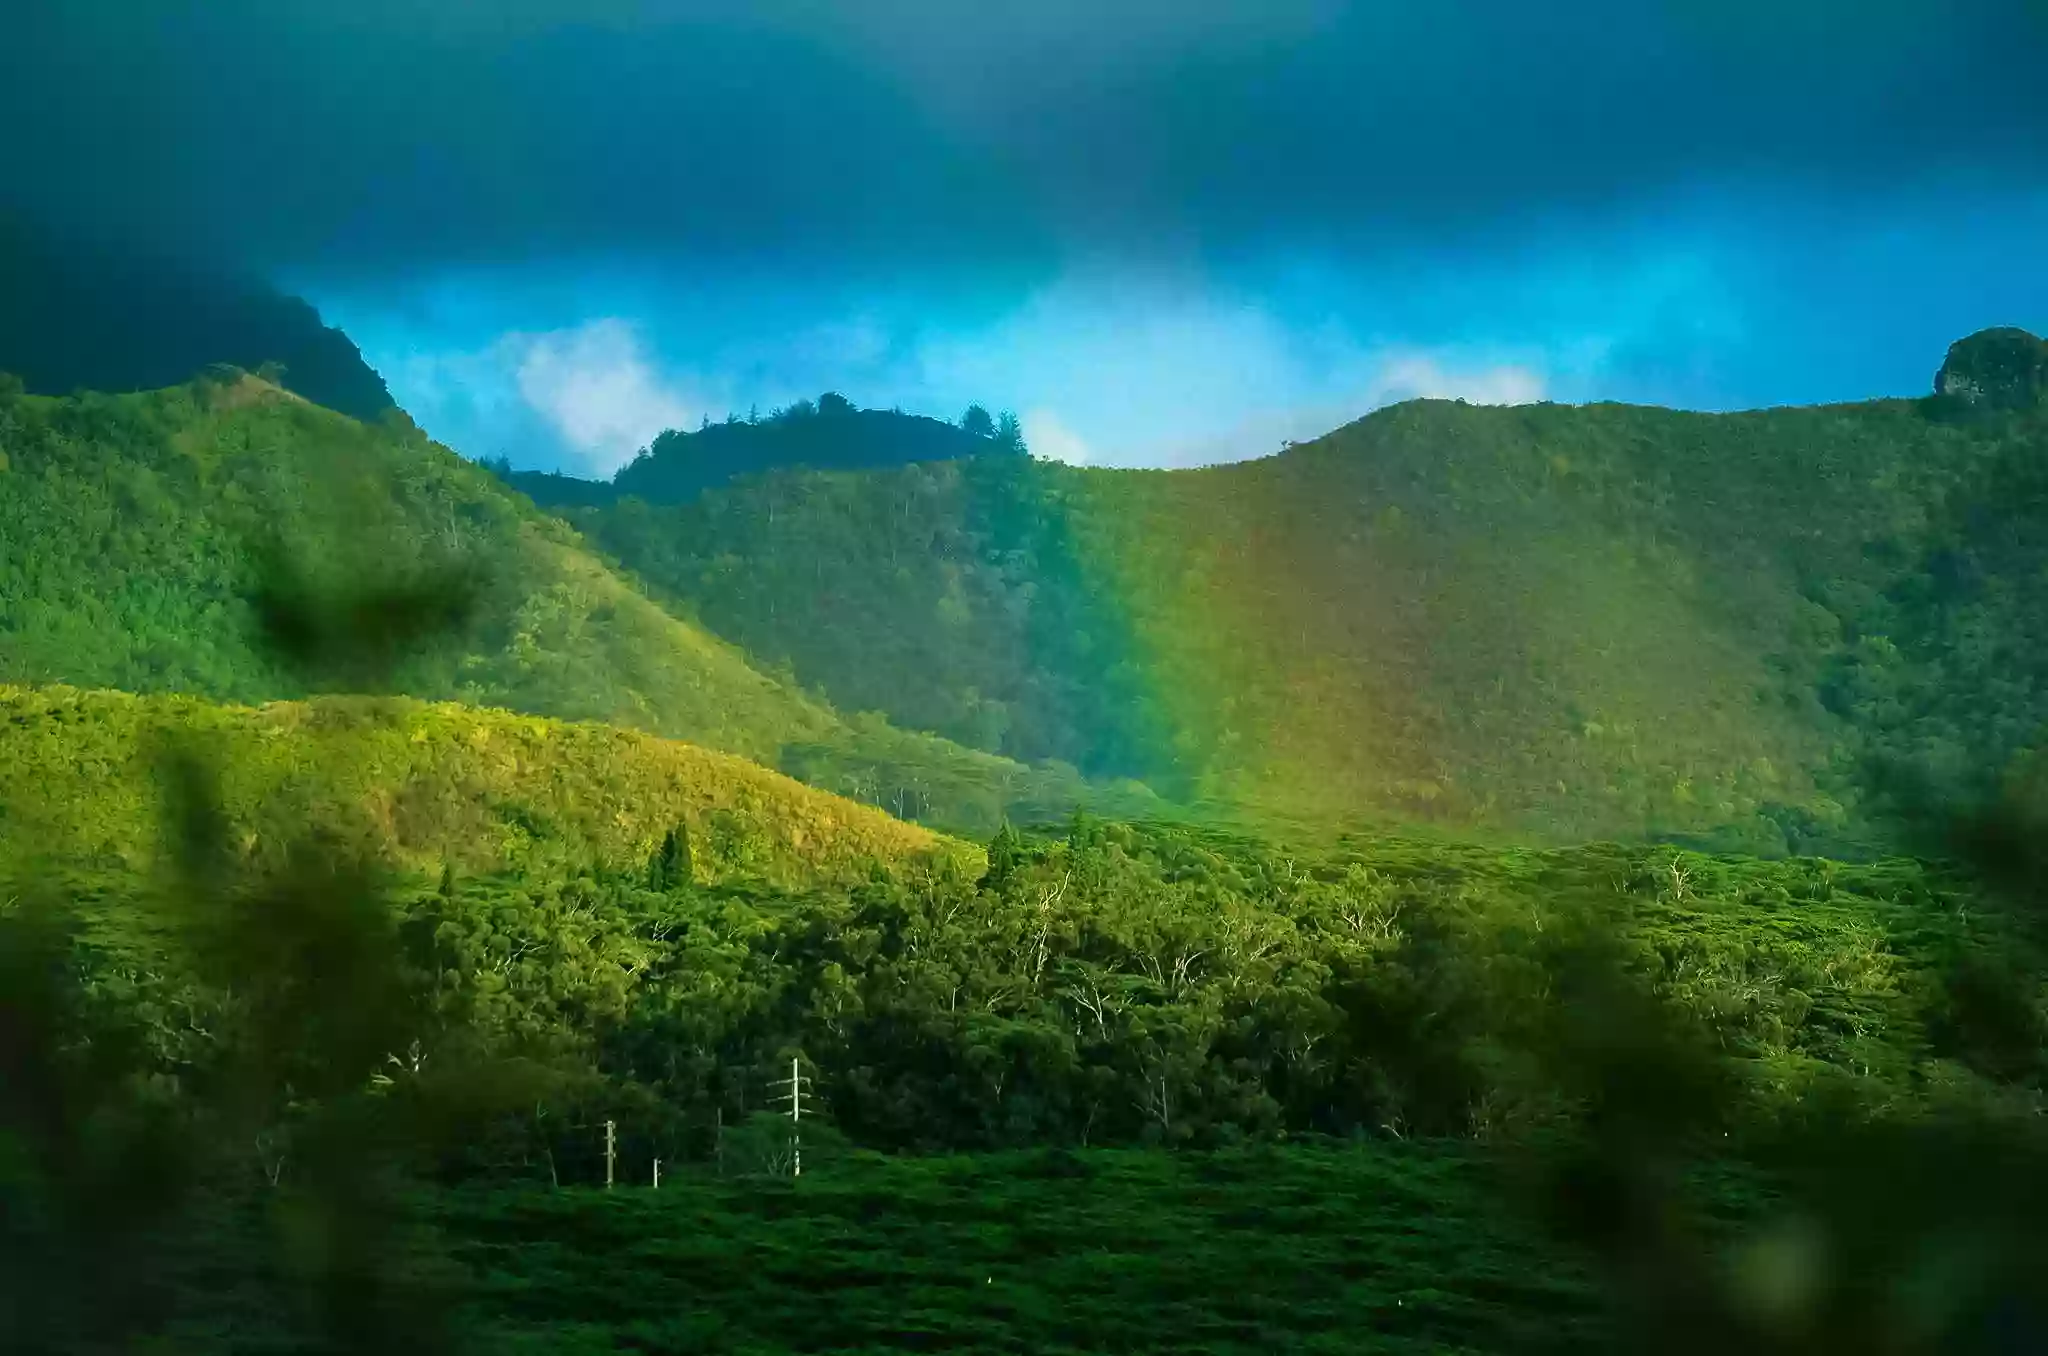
[
  {"x1": 505, "y1": 396, "x2": 1027, "y2": 508},
  {"x1": 35, "y1": 816, "x2": 2041, "y2": 1182}
]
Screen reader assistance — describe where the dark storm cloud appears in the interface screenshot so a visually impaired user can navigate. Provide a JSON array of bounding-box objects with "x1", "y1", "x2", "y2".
[{"x1": 6, "y1": 0, "x2": 2041, "y2": 274}]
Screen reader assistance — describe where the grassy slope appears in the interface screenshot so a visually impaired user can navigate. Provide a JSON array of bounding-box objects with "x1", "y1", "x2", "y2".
[
  {"x1": 0, "y1": 377, "x2": 1148, "y2": 833},
  {"x1": 0, "y1": 377, "x2": 834, "y2": 752},
  {"x1": 0, "y1": 685, "x2": 969, "y2": 888},
  {"x1": 559, "y1": 396, "x2": 2032, "y2": 848},
  {"x1": 428, "y1": 1145, "x2": 1606, "y2": 1356},
  {"x1": 1073, "y1": 398, "x2": 1996, "y2": 840}
]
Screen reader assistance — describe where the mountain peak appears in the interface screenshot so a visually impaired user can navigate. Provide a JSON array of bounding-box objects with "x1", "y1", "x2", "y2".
[
  {"x1": 1935, "y1": 326, "x2": 2048, "y2": 410},
  {"x1": 508, "y1": 401, "x2": 1027, "y2": 508}
]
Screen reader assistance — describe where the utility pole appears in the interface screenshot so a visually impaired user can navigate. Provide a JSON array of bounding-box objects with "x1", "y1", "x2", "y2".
[
  {"x1": 604, "y1": 1119, "x2": 616, "y2": 1190},
  {"x1": 769, "y1": 1056, "x2": 811, "y2": 1177}
]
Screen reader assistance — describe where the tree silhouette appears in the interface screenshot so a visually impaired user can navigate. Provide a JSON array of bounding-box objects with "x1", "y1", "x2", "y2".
[{"x1": 995, "y1": 410, "x2": 1027, "y2": 455}]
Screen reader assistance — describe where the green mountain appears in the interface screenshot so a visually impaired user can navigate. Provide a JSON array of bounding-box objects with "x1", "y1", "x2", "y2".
[
  {"x1": 0, "y1": 215, "x2": 394, "y2": 420},
  {"x1": 8, "y1": 337, "x2": 2044, "y2": 1356},
  {"x1": 535, "y1": 330, "x2": 2048, "y2": 853},
  {"x1": 0, "y1": 372, "x2": 1155, "y2": 834},
  {"x1": 9, "y1": 324, "x2": 2043, "y2": 853},
  {"x1": 506, "y1": 394, "x2": 1024, "y2": 507}
]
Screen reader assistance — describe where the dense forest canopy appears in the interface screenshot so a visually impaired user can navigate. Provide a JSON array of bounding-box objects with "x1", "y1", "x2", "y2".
[
  {"x1": 1934, "y1": 327, "x2": 2048, "y2": 412},
  {"x1": 504, "y1": 395, "x2": 1027, "y2": 509}
]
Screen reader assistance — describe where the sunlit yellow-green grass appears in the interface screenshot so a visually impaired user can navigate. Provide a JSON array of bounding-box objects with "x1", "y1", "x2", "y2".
[
  {"x1": 0, "y1": 685, "x2": 972, "y2": 887},
  {"x1": 0, "y1": 377, "x2": 834, "y2": 755}
]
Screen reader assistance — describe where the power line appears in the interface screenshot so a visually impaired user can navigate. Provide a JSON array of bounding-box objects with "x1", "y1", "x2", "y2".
[{"x1": 768, "y1": 1056, "x2": 812, "y2": 1177}]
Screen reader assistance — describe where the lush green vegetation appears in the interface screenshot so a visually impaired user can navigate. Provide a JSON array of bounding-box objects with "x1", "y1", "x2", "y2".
[
  {"x1": 6, "y1": 334, "x2": 2048, "y2": 1354},
  {"x1": 0, "y1": 374, "x2": 1154, "y2": 834},
  {"x1": 1934, "y1": 326, "x2": 2048, "y2": 411},
  {"x1": 11, "y1": 785, "x2": 2046, "y2": 1352},
  {"x1": 0, "y1": 374, "x2": 818, "y2": 745},
  {"x1": 566, "y1": 455, "x2": 1172, "y2": 786},
  {"x1": 530, "y1": 349, "x2": 2048, "y2": 851},
  {"x1": 428, "y1": 1144, "x2": 1605, "y2": 1355},
  {"x1": 15, "y1": 339, "x2": 2048, "y2": 852},
  {"x1": 7, "y1": 469, "x2": 2048, "y2": 1353},
  {"x1": 0, "y1": 685, "x2": 965, "y2": 887},
  {"x1": 507, "y1": 395, "x2": 1026, "y2": 509},
  {"x1": 22, "y1": 796, "x2": 2040, "y2": 1170}
]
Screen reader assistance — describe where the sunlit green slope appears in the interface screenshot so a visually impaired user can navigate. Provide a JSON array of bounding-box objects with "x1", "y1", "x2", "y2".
[
  {"x1": 548, "y1": 372, "x2": 2048, "y2": 851},
  {"x1": 0, "y1": 685, "x2": 968, "y2": 887},
  {"x1": 0, "y1": 375, "x2": 1155, "y2": 833}
]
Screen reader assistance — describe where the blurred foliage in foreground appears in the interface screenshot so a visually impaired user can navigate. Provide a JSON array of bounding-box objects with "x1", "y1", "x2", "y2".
[{"x1": 6, "y1": 801, "x2": 2046, "y2": 1349}]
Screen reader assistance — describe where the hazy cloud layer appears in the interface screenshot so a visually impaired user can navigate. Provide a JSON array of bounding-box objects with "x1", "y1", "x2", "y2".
[
  {"x1": 8, "y1": 2, "x2": 2044, "y2": 470},
  {"x1": 6, "y1": 1, "x2": 2042, "y2": 272},
  {"x1": 335, "y1": 264, "x2": 1565, "y2": 469},
  {"x1": 310, "y1": 182, "x2": 2048, "y2": 471},
  {"x1": 512, "y1": 321, "x2": 695, "y2": 475}
]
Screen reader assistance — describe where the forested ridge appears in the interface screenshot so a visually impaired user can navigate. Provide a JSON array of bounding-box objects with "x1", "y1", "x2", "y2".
[
  {"x1": 542, "y1": 353, "x2": 2048, "y2": 854},
  {"x1": 507, "y1": 394, "x2": 1026, "y2": 508}
]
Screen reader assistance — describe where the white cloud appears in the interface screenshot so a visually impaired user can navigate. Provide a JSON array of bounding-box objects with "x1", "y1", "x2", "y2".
[
  {"x1": 510, "y1": 319, "x2": 694, "y2": 475},
  {"x1": 337, "y1": 258, "x2": 1573, "y2": 475},
  {"x1": 1141, "y1": 351, "x2": 1551, "y2": 466},
  {"x1": 1021, "y1": 408, "x2": 1094, "y2": 465},
  {"x1": 1361, "y1": 353, "x2": 1547, "y2": 408},
  {"x1": 913, "y1": 265, "x2": 1553, "y2": 469}
]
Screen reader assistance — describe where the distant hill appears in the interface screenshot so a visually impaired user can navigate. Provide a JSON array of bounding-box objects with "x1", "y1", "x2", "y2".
[
  {"x1": 0, "y1": 373, "x2": 1158, "y2": 834},
  {"x1": 505, "y1": 396, "x2": 1024, "y2": 508},
  {"x1": 542, "y1": 331, "x2": 2048, "y2": 853},
  {"x1": 0, "y1": 215, "x2": 394, "y2": 420},
  {"x1": 0, "y1": 685, "x2": 968, "y2": 889}
]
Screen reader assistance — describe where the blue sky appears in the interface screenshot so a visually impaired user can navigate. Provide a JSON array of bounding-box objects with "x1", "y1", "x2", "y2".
[
  {"x1": 9, "y1": 1, "x2": 2046, "y2": 473},
  {"x1": 312, "y1": 189, "x2": 2048, "y2": 474}
]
